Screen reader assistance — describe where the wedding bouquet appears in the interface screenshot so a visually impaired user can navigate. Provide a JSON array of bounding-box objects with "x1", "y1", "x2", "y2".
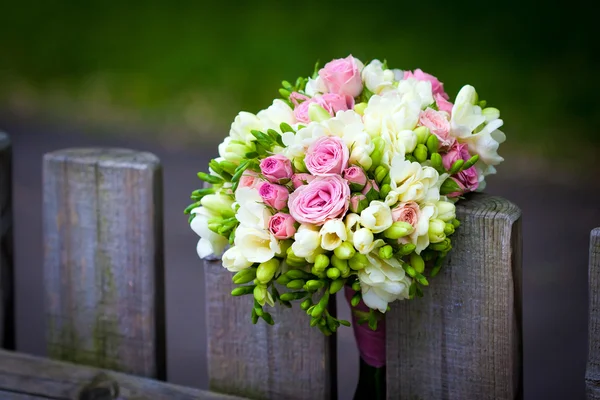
[{"x1": 186, "y1": 55, "x2": 505, "y2": 336}]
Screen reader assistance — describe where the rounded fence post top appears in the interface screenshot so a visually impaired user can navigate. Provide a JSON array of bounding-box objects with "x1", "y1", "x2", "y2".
[{"x1": 43, "y1": 147, "x2": 161, "y2": 170}]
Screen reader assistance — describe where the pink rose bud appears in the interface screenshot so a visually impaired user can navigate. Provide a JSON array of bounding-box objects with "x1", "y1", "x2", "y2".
[
  {"x1": 434, "y1": 93, "x2": 453, "y2": 115},
  {"x1": 419, "y1": 108, "x2": 455, "y2": 150},
  {"x1": 268, "y1": 213, "x2": 297, "y2": 240},
  {"x1": 362, "y1": 179, "x2": 379, "y2": 196},
  {"x1": 404, "y1": 69, "x2": 449, "y2": 100},
  {"x1": 288, "y1": 175, "x2": 350, "y2": 225},
  {"x1": 343, "y1": 166, "x2": 368, "y2": 191},
  {"x1": 349, "y1": 193, "x2": 368, "y2": 214},
  {"x1": 293, "y1": 93, "x2": 353, "y2": 124},
  {"x1": 259, "y1": 182, "x2": 289, "y2": 211},
  {"x1": 239, "y1": 170, "x2": 262, "y2": 189},
  {"x1": 290, "y1": 91, "x2": 310, "y2": 107},
  {"x1": 442, "y1": 143, "x2": 479, "y2": 196},
  {"x1": 260, "y1": 154, "x2": 293, "y2": 183},
  {"x1": 319, "y1": 55, "x2": 364, "y2": 98},
  {"x1": 305, "y1": 136, "x2": 350, "y2": 176},
  {"x1": 291, "y1": 173, "x2": 315, "y2": 189}
]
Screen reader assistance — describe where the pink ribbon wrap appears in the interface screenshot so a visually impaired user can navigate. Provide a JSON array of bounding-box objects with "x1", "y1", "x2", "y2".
[{"x1": 344, "y1": 286, "x2": 386, "y2": 368}]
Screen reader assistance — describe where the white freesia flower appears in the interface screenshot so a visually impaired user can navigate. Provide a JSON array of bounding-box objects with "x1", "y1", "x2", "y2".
[
  {"x1": 221, "y1": 246, "x2": 253, "y2": 272},
  {"x1": 291, "y1": 224, "x2": 322, "y2": 261},
  {"x1": 396, "y1": 78, "x2": 434, "y2": 109},
  {"x1": 358, "y1": 252, "x2": 412, "y2": 313},
  {"x1": 386, "y1": 156, "x2": 440, "y2": 205},
  {"x1": 361, "y1": 60, "x2": 396, "y2": 94},
  {"x1": 201, "y1": 193, "x2": 235, "y2": 217},
  {"x1": 235, "y1": 187, "x2": 270, "y2": 230},
  {"x1": 410, "y1": 204, "x2": 436, "y2": 254},
  {"x1": 353, "y1": 228, "x2": 385, "y2": 254},
  {"x1": 229, "y1": 111, "x2": 264, "y2": 143},
  {"x1": 218, "y1": 137, "x2": 256, "y2": 164},
  {"x1": 281, "y1": 121, "x2": 326, "y2": 159},
  {"x1": 190, "y1": 207, "x2": 229, "y2": 258},
  {"x1": 234, "y1": 225, "x2": 280, "y2": 263},
  {"x1": 360, "y1": 201, "x2": 393, "y2": 233},
  {"x1": 305, "y1": 76, "x2": 327, "y2": 97},
  {"x1": 257, "y1": 99, "x2": 297, "y2": 132},
  {"x1": 435, "y1": 199, "x2": 456, "y2": 222},
  {"x1": 344, "y1": 213, "x2": 362, "y2": 243},
  {"x1": 319, "y1": 219, "x2": 347, "y2": 251}
]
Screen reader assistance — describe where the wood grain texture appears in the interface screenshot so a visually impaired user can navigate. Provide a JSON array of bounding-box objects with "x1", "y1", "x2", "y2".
[
  {"x1": 0, "y1": 349, "x2": 248, "y2": 400},
  {"x1": 386, "y1": 193, "x2": 522, "y2": 400},
  {"x1": 204, "y1": 257, "x2": 335, "y2": 400},
  {"x1": 43, "y1": 148, "x2": 165, "y2": 379},
  {"x1": 586, "y1": 228, "x2": 600, "y2": 399},
  {"x1": 0, "y1": 132, "x2": 14, "y2": 350}
]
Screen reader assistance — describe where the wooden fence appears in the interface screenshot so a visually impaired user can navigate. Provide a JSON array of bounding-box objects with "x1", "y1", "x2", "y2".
[{"x1": 0, "y1": 131, "x2": 525, "y2": 399}]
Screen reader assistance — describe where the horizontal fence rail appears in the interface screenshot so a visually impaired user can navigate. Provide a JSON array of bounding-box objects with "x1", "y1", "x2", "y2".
[{"x1": 587, "y1": 227, "x2": 600, "y2": 399}]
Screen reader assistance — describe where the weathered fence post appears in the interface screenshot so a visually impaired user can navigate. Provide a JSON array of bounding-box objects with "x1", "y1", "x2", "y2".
[
  {"x1": 204, "y1": 255, "x2": 336, "y2": 400},
  {"x1": 43, "y1": 148, "x2": 165, "y2": 379},
  {"x1": 586, "y1": 227, "x2": 600, "y2": 399},
  {"x1": 0, "y1": 132, "x2": 14, "y2": 350},
  {"x1": 386, "y1": 193, "x2": 522, "y2": 399}
]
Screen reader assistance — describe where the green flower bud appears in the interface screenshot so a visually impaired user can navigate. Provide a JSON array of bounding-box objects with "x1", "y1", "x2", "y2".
[
  {"x1": 253, "y1": 284, "x2": 268, "y2": 305},
  {"x1": 219, "y1": 161, "x2": 238, "y2": 176},
  {"x1": 426, "y1": 134, "x2": 439, "y2": 154},
  {"x1": 430, "y1": 152, "x2": 443, "y2": 172},
  {"x1": 351, "y1": 292, "x2": 361, "y2": 307},
  {"x1": 430, "y1": 253, "x2": 446, "y2": 277},
  {"x1": 384, "y1": 221, "x2": 414, "y2": 239},
  {"x1": 231, "y1": 285, "x2": 255, "y2": 296},
  {"x1": 354, "y1": 102, "x2": 368, "y2": 116},
  {"x1": 449, "y1": 159, "x2": 464, "y2": 175},
  {"x1": 405, "y1": 155, "x2": 417, "y2": 163},
  {"x1": 308, "y1": 103, "x2": 332, "y2": 122},
  {"x1": 314, "y1": 254, "x2": 330, "y2": 273},
  {"x1": 369, "y1": 137, "x2": 385, "y2": 170},
  {"x1": 326, "y1": 267, "x2": 341, "y2": 280},
  {"x1": 444, "y1": 222, "x2": 455, "y2": 236},
  {"x1": 287, "y1": 279, "x2": 305, "y2": 290},
  {"x1": 440, "y1": 178, "x2": 461, "y2": 196},
  {"x1": 280, "y1": 291, "x2": 308, "y2": 302},
  {"x1": 330, "y1": 279, "x2": 345, "y2": 294},
  {"x1": 285, "y1": 257, "x2": 306, "y2": 268},
  {"x1": 232, "y1": 268, "x2": 257, "y2": 285},
  {"x1": 286, "y1": 246, "x2": 306, "y2": 264},
  {"x1": 293, "y1": 157, "x2": 308, "y2": 173},
  {"x1": 331, "y1": 255, "x2": 350, "y2": 277},
  {"x1": 251, "y1": 309, "x2": 259, "y2": 324},
  {"x1": 436, "y1": 201, "x2": 456, "y2": 222},
  {"x1": 405, "y1": 265, "x2": 417, "y2": 277},
  {"x1": 305, "y1": 279, "x2": 325, "y2": 292},
  {"x1": 311, "y1": 266, "x2": 327, "y2": 279},
  {"x1": 276, "y1": 239, "x2": 294, "y2": 258},
  {"x1": 379, "y1": 245, "x2": 394, "y2": 259},
  {"x1": 285, "y1": 269, "x2": 311, "y2": 280},
  {"x1": 380, "y1": 184, "x2": 391, "y2": 200},
  {"x1": 374, "y1": 165, "x2": 389, "y2": 185},
  {"x1": 301, "y1": 298, "x2": 313, "y2": 310},
  {"x1": 256, "y1": 259, "x2": 280, "y2": 284},
  {"x1": 276, "y1": 274, "x2": 291, "y2": 285},
  {"x1": 414, "y1": 144, "x2": 428, "y2": 163},
  {"x1": 201, "y1": 194, "x2": 235, "y2": 218},
  {"x1": 452, "y1": 218, "x2": 461, "y2": 228},
  {"x1": 311, "y1": 290, "x2": 330, "y2": 318},
  {"x1": 462, "y1": 155, "x2": 479, "y2": 170},
  {"x1": 396, "y1": 243, "x2": 416, "y2": 256},
  {"x1": 349, "y1": 253, "x2": 369, "y2": 270},
  {"x1": 352, "y1": 281, "x2": 361, "y2": 291},
  {"x1": 381, "y1": 172, "x2": 391, "y2": 186},
  {"x1": 334, "y1": 242, "x2": 356, "y2": 260},
  {"x1": 410, "y1": 253, "x2": 425, "y2": 274},
  {"x1": 482, "y1": 107, "x2": 500, "y2": 122},
  {"x1": 417, "y1": 274, "x2": 429, "y2": 286},
  {"x1": 414, "y1": 126, "x2": 430, "y2": 145},
  {"x1": 261, "y1": 312, "x2": 274, "y2": 325},
  {"x1": 429, "y1": 238, "x2": 452, "y2": 252},
  {"x1": 207, "y1": 221, "x2": 222, "y2": 234},
  {"x1": 428, "y1": 218, "x2": 446, "y2": 243}
]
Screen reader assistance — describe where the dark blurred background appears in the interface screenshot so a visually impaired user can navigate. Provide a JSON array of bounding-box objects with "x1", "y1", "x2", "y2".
[{"x1": 1, "y1": 1, "x2": 599, "y2": 399}]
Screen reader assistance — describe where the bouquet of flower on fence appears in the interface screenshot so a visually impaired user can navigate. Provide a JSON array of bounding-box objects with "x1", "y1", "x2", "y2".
[{"x1": 186, "y1": 55, "x2": 505, "y2": 338}]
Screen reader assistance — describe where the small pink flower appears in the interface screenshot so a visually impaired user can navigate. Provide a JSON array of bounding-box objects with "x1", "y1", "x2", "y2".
[
  {"x1": 288, "y1": 175, "x2": 350, "y2": 225},
  {"x1": 305, "y1": 136, "x2": 349, "y2": 176},
  {"x1": 419, "y1": 108, "x2": 455, "y2": 150},
  {"x1": 319, "y1": 55, "x2": 363, "y2": 98},
  {"x1": 434, "y1": 93, "x2": 453, "y2": 114},
  {"x1": 268, "y1": 213, "x2": 297, "y2": 240},
  {"x1": 361, "y1": 179, "x2": 379, "y2": 196},
  {"x1": 291, "y1": 173, "x2": 315, "y2": 189},
  {"x1": 442, "y1": 142, "x2": 478, "y2": 197},
  {"x1": 259, "y1": 182, "x2": 289, "y2": 211},
  {"x1": 238, "y1": 170, "x2": 262, "y2": 189},
  {"x1": 391, "y1": 201, "x2": 421, "y2": 228},
  {"x1": 293, "y1": 93, "x2": 353, "y2": 124},
  {"x1": 260, "y1": 154, "x2": 293, "y2": 183},
  {"x1": 349, "y1": 193, "x2": 368, "y2": 214},
  {"x1": 343, "y1": 166, "x2": 367, "y2": 190},
  {"x1": 404, "y1": 69, "x2": 449, "y2": 100},
  {"x1": 290, "y1": 91, "x2": 310, "y2": 107}
]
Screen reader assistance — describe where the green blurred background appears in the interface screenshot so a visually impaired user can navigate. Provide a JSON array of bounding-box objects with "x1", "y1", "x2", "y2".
[{"x1": 1, "y1": 0, "x2": 597, "y2": 160}]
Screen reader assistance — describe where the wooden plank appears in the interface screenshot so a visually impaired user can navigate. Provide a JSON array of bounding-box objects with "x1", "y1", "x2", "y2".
[
  {"x1": 586, "y1": 228, "x2": 600, "y2": 399},
  {"x1": 386, "y1": 193, "x2": 522, "y2": 400},
  {"x1": 204, "y1": 256, "x2": 335, "y2": 400},
  {"x1": 42, "y1": 148, "x2": 165, "y2": 379},
  {"x1": 0, "y1": 132, "x2": 14, "y2": 350},
  {"x1": 0, "y1": 349, "x2": 247, "y2": 400}
]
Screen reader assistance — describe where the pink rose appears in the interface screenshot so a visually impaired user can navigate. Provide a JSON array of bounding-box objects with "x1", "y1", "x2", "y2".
[
  {"x1": 288, "y1": 175, "x2": 350, "y2": 225},
  {"x1": 293, "y1": 93, "x2": 353, "y2": 124},
  {"x1": 319, "y1": 55, "x2": 363, "y2": 98},
  {"x1": 442, "y1": 142, "x2": 478, "y2": 196},
  {"x1": 404, "y1": 69, "x2": 449, "y2": 99},
  {"x1": 391, "y1": 201, "x2": 421, "y2": 228},
  {"x1": 305, "y1": 136, "x2": 349, "y2": 176},
  {"x1": 291, "y1": 173, "x2": 315, "y2": 189},
  {"x1": 362, "y1": 179, "x2": 379, "y2": 196},
  {"x1": 268, "y1": 213, "x2": 297, "y2": 240},
  {"x1": 349, "y1": 193, "x2": 368, "y2": 214},
  {"x1": 419, "y1": 108, "x2": 455, "y2": 150},
  {"x1": 290, "y1": 91, "x2": 310, "y2": 107},
  {"x1": 259, "y1": 182, "x2": 289, "y2": 211},
  {"x1": 343, "y1": 166, "x2": 367, "y2": 190},
  {"x1": 260, "y1": 154, "x2": 293, "y2": 183},
  {"x1": 239, "y1": 170, "x2": 262, "y2": 189},
  {"x1": 434, "y1": 93, "x2": 453, "y2": 114}
]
